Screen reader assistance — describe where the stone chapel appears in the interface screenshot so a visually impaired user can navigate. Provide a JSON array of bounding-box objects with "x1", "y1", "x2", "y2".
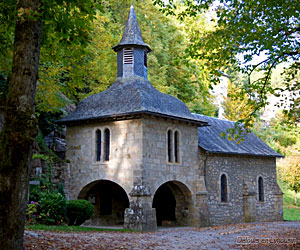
[{"x1": 58, "y1": 6, "x2": 283, "y2": 231}]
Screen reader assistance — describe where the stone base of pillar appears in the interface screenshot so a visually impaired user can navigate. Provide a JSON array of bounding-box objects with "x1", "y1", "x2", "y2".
[
  {"x1": 124, "y1": 197, "x2": 157, "y2": 232},
  {"x1": 196, "y1": 191, "x2": 210, "y2": 227}
]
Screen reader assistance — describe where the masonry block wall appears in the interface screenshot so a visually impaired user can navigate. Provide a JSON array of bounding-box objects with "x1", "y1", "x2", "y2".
[
  {"x1": 65, "y1": 119, "x2": 143, "y2": 200},
  {"x1": 200, "y1": 150, "x2": 283, "y2": 225},
  {"x1": 141, "y1": 116, "x2": 202, "y2": 226}
]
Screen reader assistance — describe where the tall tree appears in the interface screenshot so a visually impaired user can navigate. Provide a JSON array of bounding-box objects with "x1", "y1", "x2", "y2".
[
  {"x1": 279, "y1": 157, "x2": 300, "y2": 205},
  {"x1": 153, "y1": 0, "x2": 300, "y2": 127},
  {"x1": 0, "y1": 1, "x2": 99, "y2": 248},
  {"x1": 0, "y1": 1, "x2": 41, "y2": 248},
  {"x1": 222, "y1": 79, "x2": 254, "y2": 122}
]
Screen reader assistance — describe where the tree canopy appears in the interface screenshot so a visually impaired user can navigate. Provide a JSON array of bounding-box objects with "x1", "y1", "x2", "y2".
[{"x1": 154, "y1": 0, "x2": 300, "y2": 127}]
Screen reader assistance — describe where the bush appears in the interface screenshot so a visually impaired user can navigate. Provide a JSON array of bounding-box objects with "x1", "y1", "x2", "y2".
[
  {"x1": 66, "y1": 200, "x2": 94, "y2": 226},
  {"x1": 26, "y1": 201, "x2": 39, "y2": 225},
  {"x1": 39, "y1": 191, "x2": 67, "y2": 225}
]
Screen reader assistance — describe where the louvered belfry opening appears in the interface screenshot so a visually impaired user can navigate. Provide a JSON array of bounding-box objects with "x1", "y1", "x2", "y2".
[{"x1": 123, "y1": 48, "x2": 134, "y2": 64}]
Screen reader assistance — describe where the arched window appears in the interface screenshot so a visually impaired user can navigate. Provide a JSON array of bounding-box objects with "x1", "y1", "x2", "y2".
[
  {"x1": 221, "y1": 174, "x2": 228, "y2": 202},
  {"x1": 174, "y1": 131, "x2": 179, "y2": 163},
  {"x1": 104, "y1": 128, "x2": 110, "y2": 161},
  {"x1": 167, "y1": 130, "x2": 172, "y2": 162},
  {"x1": 258, "y1": 177, "x2": 264, "y2": 202},
  {"x1": 96, "y1": 129, "x2": 101, "y2": 161}
]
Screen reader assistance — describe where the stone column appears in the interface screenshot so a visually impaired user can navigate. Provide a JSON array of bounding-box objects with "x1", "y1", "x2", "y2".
[
  {"x1": 124, "y1": 184, "x2": 157, "y2": 232},
  {"x1": 195, "y1": 176, "x2": 210, "y2": 227},
  {"x1": 243, "y1": 181, "x2": 256, "y2": 223}
]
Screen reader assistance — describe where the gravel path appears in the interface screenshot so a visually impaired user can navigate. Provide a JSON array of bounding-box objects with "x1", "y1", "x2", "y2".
[{"x1": 24, "y1": 221, "x2": 300, "y2": 250}]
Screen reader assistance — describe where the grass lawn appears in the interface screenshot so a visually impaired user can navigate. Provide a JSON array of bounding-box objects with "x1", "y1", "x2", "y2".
[
  {"x1": 25, "y1": 224, "x2": 135, "y2": 233},
  {"x1": 278, "y1": 179, "x2": 300, "y2": 221}
]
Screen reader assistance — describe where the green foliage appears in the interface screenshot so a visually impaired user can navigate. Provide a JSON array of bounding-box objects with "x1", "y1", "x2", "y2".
[
  {"x1": 279, "y1": 157, "x2": 300, "y2": 203},
  {"x1": 222, "y1": 79, "x2": 255, "y2": 122},
  {"x1": 66, "y1": 200, "x2": 94, "y2": 226},
  {"x1": 276, "y1": 134, "x2": 297, "y2": 148},
  {"x1": 26, "y1": 202, "x2": 39, "y2": 225},
  {"x1": 254, "y1": 112, "x2": 300, "y2": 156},
  {"x1": 283, "y1": 208, "x2": 300, "y2": 221},
  {"x1": 38, "y1": 111, "x2": 63, "y2": 136},
  {"x1": 38, "y1": 191, "x2": 67, "y2": 225},
  {"x1": 278, "y1": 180, "x2": 300, "y2": 221},
  {"x1": 154, "y1": 0, "x2": 300, "y2": 126},
  {"x1": 57, "y1": 183, "x2": 66, "y2": 198},
  {"x1": 29, "y1": 185, "x2": 44, "y2": 203},
  {"x1": 1, "y1": 0, "x2": 217, "y2": 121}
]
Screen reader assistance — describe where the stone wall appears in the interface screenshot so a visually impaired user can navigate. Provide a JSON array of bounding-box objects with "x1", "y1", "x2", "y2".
[
  {"x1": 141, "y1": 116, "x2": 208, "y2": 226},
  {"x1": 65, "y1": 118, "x2": 143, "y2": 199},
  {"x1": 200, "y1": 150, "x2": 283, "y2": 225}
]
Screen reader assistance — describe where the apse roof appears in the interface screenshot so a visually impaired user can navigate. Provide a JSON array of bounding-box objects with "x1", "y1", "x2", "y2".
[{"x1": 194, "y1": 114, "x2": 283, "y2": 158}]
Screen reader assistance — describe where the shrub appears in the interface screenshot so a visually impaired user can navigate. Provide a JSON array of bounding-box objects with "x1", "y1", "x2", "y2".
[
  {"x1": 39, "y1": 191, "x2": 66, "y2": 225},
  {"x1": 66, "y1": 200, "x2": 94, "y2": 226},
  {"x1": 26, "y1": 201, "x2": 39, "y2": 225}
]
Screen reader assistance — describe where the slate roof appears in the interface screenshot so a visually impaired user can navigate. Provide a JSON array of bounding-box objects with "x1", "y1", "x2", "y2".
[
  {"x1": 58, "y1": 76, "x2": 207, "y2": 125},
  {"x1": 113, "y1": 6, "x2": 151, "y2": 52},
  {"x1": 194, "y1": 114, "x2": 283, "y2": 158}
]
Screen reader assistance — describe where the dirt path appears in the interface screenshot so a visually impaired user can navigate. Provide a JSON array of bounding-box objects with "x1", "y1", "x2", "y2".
[{"x1": 24, "y1": 221, "x2": 300, "y2": 250}]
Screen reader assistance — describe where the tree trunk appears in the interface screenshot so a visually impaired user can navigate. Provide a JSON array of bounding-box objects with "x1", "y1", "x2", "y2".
[
  {"x1": 295, "y1": 192, "x2": 298, "y2": 206},
  {"x1": 0, "y1": 0, "x2": 41, "y2": 249}
]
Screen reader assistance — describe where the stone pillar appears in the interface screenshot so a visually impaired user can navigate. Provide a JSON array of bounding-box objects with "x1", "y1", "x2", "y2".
[
  {"x1": 195, "y1": 176, "x2": 210, "y2": 227},
  {"x1": 243, "y1": 181, "x2": 256, "y2": 223},
  {"x1": 124, "y1": 185, "x2": 157, "y2": 232},
  {"x1": 272, "y1": 183, "x2": 284, "y2": 221}
]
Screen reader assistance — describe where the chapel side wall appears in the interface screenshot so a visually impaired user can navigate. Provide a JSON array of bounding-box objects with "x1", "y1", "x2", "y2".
[
  {"x1": 65, "y1": 119, "x2": 143, "y2": 199},
  {"x1": 204, "y1": 152, "x2": 283, "y2": 225}
]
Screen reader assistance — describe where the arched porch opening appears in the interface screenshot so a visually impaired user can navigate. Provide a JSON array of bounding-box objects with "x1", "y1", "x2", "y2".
[
  {"x1": 78, "y1": 180, "x2": 129, "y2": 226},
  {"x1": 152, "y1": 181, "x2": 193, "y2": 226}
]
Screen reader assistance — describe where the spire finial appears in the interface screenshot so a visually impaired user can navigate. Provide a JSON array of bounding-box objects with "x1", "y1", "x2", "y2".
[{"x1": 112, "y1": 6, "x2": 151, "y2": 52}]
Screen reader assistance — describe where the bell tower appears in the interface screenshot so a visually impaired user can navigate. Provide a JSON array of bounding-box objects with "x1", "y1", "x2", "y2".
[{"x1": 113, "y1": 6, "x2": 151, "y2": 79}]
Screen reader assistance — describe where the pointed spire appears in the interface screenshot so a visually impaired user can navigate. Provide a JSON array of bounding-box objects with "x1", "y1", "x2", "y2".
[{"x1": 113, "y1": 6, "x2": 151, "y2": 52}]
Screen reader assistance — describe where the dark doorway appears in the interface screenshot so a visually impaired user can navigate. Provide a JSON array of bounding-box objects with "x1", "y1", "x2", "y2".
[
  {"x1": 153, "y1": 181, "x2": 193, "y2": 227},
  {"x1": 153, "y1": 184, "x2": 176, "y2": 226},
  {"x1": 78, "y1": 180, "x2": 129, "y2": 226}
]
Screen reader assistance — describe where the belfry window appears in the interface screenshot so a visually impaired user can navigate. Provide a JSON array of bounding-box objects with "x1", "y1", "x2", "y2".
[
  {"x1": 167, "y1": 130, "x2": 172, "y2": 162},
  {"x1": 258, "y1": 177, "x2": 264, "y2": 202},
  {"x1": 123, "y1": 48, "x2": 134, "y2": 64},
  {"x1": 96, "y1": 129, "x2": 101, "y2": 161},
  {"x1": 104, "y1": 128, "x2": 110, "y2": 161},
  {"x1": 221, "y1": 174, "x2": 228, "y2": 202}
]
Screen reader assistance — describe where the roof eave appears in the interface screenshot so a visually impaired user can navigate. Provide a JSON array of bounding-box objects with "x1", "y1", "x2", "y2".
[
  {"x1": 112, "y1": 43, "x2": 152, "y2": 52},
  {"x1": 57, "y1": 110, "x2": 208, "y2": 126},
  {"x1": 199, "y1": 146, "x2": 284, "y2": 158}
]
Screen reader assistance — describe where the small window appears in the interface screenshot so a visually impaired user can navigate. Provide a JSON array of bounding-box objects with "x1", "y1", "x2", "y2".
[
  {"x1": 123, "y1": 48, "x2": 134, "y2": 64},
  {"x1": 144, "y1": 51, "x2": 147, "y2": 67},
  {"x1": 221, "y1": 174, "x2": 228, "y2": 202},
  {"x1": 104, "y1": 128, "x2": 110, "y2": 161},
  {"x1": 174, "y1": 131, "x2": 179, "y2": 163},
  {"x1": 258, "y1": 177, "x2": 264, "y2": 202},
  {"x1": 96, "y1": 129, "x2": 101, "y2": 161},
  {"x1": 167, "y1": 130, "x2": 172, "y2": 162}
]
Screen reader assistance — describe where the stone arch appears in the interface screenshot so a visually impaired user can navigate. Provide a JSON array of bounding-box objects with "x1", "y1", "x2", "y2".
[
  {"x1": 152, "y1": 180, "x2": 193, "y2": 226},
  {"x1": 78, "y1": 179, "x2": 129, "y2": 226}
]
